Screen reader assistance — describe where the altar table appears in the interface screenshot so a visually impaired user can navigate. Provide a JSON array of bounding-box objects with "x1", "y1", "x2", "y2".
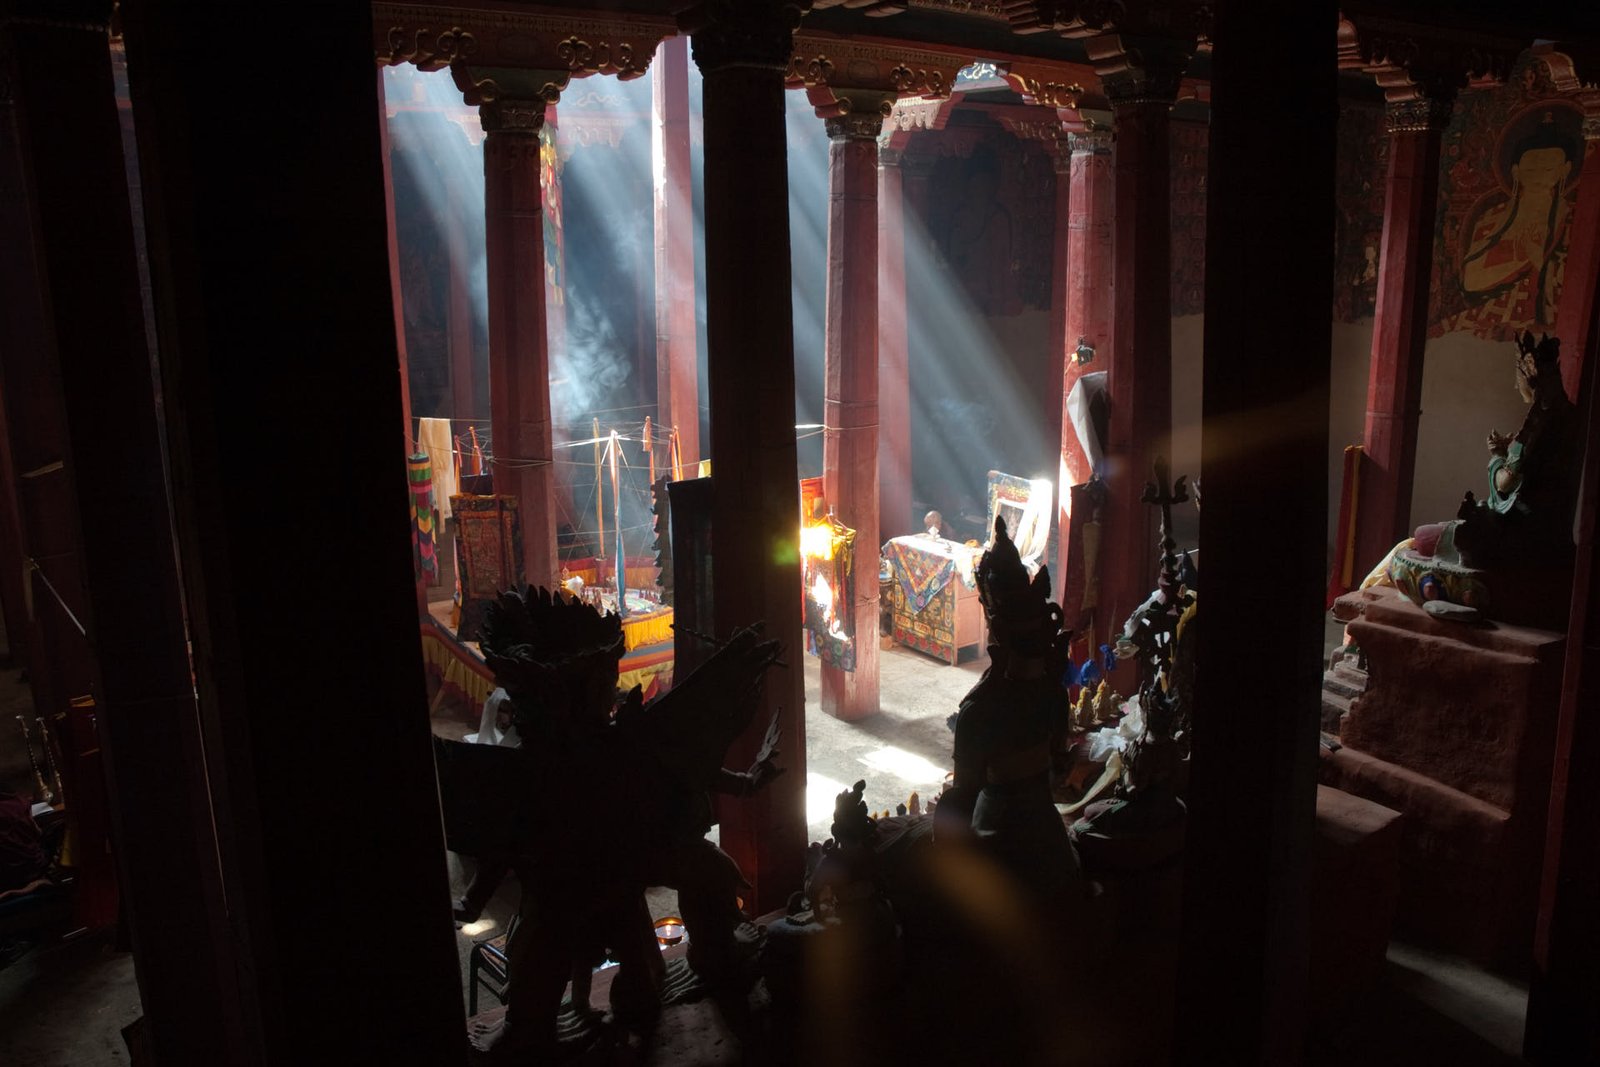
[{"x1": 884, "y1": 535, "x2": 985, "y2": 665}]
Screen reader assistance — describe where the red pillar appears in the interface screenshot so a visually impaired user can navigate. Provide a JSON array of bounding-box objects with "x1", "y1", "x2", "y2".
[
  {"x1": 1094, "y1": 52, "x2": 1186, "y2": 642},
  {"x1": 878, "y1": 148, "x2": 912, "y2": 539},
  {"x1": 482, "y1": 99, "x2": 558, "y2": 587},
  {"x1": 820, "y1": 104, "x2": 886, "y2": 722},
  {"x1": 689, "y1": 3, "x2": 808, "y2": 913},
  {"x1": 1056, "y1": 130, "x2": 1114, "y2": 596},
  {"x1": 1556, "y1": 119, "x2": 1600, "y2": 402},
  {"x1": 1353, "y1": 93, "x2": 1452, "y2": 576},
  {"x1": 653, "y1": 35, "x2": 702, "y2": 470},
  {"x1": 376, "y1": 71, "x2": 428, "y2": 616}
]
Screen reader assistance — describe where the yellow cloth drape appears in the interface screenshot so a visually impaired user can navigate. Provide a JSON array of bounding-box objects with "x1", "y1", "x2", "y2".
[
  {"x1": 623, "y1": 607, "x2": 674, "y2": 652},
  {"x1": 420, "y1": 627, "x2": 495, "y2": 712}
]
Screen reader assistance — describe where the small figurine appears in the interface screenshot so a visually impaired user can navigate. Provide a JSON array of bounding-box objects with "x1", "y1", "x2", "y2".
[{"x1": 1091, "y1": 679, "x2": 1120, "y2": 726}]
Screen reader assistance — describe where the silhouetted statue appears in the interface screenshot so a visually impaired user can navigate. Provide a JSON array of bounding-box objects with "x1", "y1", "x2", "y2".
[{"x1": 438, "y1": 586, "x2": 785, "y2": 1062}]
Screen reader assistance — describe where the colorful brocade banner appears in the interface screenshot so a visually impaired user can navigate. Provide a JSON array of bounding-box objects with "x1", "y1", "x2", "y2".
[{"x1": 408, "y1": 453, "x2": 438, "y2": 584}]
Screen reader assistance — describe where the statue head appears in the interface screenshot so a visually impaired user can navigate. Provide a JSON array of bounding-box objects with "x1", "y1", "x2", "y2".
[
  {"x1": 1514, "y1": 331, "x2": 1561, "y2": 403},
  {"x1": 478, "y1": 584, "x2": 625, "y2": 736},
  {"x1": 976, "y1": 517, "x2": 1061, "y2": 660}
]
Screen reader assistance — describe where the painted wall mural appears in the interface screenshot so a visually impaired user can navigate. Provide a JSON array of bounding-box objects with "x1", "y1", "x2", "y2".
[
  {"x1": 1430, "y1": 56, "x2": 1584, "y2": 340},
  {"x1": 1333, "y1": 102, "x2": 1389, "y2": 324},
  {"x1": 928, "y1": 130, "x2": 1056, "y2": 315}
]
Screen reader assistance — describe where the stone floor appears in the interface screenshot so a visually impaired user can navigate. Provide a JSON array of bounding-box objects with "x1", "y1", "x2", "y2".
[{"x1": 0, "y1": 620, "x2": 1536, "y2": 1064}]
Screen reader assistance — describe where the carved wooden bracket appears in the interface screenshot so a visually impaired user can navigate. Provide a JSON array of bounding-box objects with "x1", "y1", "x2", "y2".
[
  {"x1": 811, "y1": 0, "x2": 1009, "y2": 20},
  {"x1": 787, "y1": 33, "x2": 968, "y2": 138},
  {"x1": 1535, "y1": 43, "x2": 1600, "y2": 139},
  {"x1": 1003, "y1": 59, "x2": 1088, "y2": 109},
  {"x1": 373, "y1": 3, "x2": 673, "y2": 122},
  {"x1": 1339, "y1": 13, "x2": 1519, "y2": 111},
  {"x1": 679, "y1": 0, "x2": 811, "y2": 74},
  {"x1": 1086, "y1": 33, "x2": 1195, "y2": 108}
]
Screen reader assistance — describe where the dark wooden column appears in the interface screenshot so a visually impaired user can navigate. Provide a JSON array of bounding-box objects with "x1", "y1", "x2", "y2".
[
  {"x1": 480, "y1": 92, "x2": 561, "y2": 587},
  {"x1": 819, "y1": 93, "x2": 891, "y2": 722},
  {"x1": 1527, "y1": 65, "x2": 1600, "y2": 1067},
  {"x1": 685, "y1": 0, "x2": 810, "y2": 913},
  {"x1": 0, "y1": 10, "x2": 241, "y2": 1060},
  {"x1": 878, "y1": 147, "x2": 912, "y2": 540},
  {"x1": 1180, "y1": 1, "x2": 1337, "y2": 1062},
  {"x1": 1054, "y1": 129, "x2": 1114, "y2": 596},
  {"x1": 653, "y1": 34, "x2": 701, "y2": 469},
  {"x1": 1089, "y1": 36, "x2": 1191, "y2": 648},
  {"x1": 1553, "y1": 103, "x2": 1600, "y2": 402},
  {"x1": 120, "y1": 3, "x2": 466, "y2": 1059},
  {"x1": 1352, "y1": 90, "x2": 1454, "y2": 575}
]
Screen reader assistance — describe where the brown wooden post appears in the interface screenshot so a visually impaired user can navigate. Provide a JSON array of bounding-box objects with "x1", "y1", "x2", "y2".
[
  {"x1": 481, "y1": 92, "x2": 562, "y2": 587},
  {"x1": 1526, "y1": 53, "x2": 1600, "y2": 1067},
  {"x1": 122, "y1": 2, "x2": 467, "y2": 1057},
  {"x1": 1352, "y1": 88, "x2": 1454, "y2": 576},
  {"x1": 1089, "y1": 36, "x2": 1191, "y2": 648},
  {"x1": 653, "y1": 34, "x2": 702, "y2": 469},
  {"x1": 1550, "y1": 85, "x2": 1600, "y2": 402},
  {"x1": 0, "y1": 11, "x2": 243, "y2": 1060},
  {"x1": 685, "y1": 0, "x2": 810, "y2": 913},
  {"x1": 819, "y1": 92, "x2": 892, "y2": 722},
  {"x1": 1180, "y1": 1, "x2": 1337, "y2": 1061},
  {"x1": 878, "y1": 146, "x2": 912, "y2": 540}
]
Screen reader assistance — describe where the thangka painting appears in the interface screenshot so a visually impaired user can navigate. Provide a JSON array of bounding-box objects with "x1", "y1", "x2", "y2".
[
  {"x1": 802, "y1": 516, "x2": 856, "y2": 672},
  {"x1": 1170, "y1": 120, "x2": 1209, "y2": 317},
  {"x1": 928, "y1": 133, "x2": 1055, "y2": 315},
  {"x1": 1333, "y1": 102, "x2": 1389, "y2": 323},
  {"x1": 453, "y1": 494, "x2": 524, "y2": 641},
  {"x1": 1430, "y1": 54, "x2": 1584, "y2": 340},
  {"x1": 540, "y1": 125, "x2": 565, "y2": 311}
]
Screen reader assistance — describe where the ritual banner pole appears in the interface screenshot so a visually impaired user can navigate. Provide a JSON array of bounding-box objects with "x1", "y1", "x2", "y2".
[
  {"x1": 593, "y1": 416, "x2": 605, "y2": 564},
  {"x1": 609, "y1": 430, "x2": 627, "y2": 618},
  {"x1": 645, "y1": 415, "x2": 656, "y2": 486}
]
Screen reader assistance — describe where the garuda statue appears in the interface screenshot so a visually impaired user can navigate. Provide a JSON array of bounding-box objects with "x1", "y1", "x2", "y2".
[{"x1": 434, "y1": 585, "x2": 784, "y2": 1062}]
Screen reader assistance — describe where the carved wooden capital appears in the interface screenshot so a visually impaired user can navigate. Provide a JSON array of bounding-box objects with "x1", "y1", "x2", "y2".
[
  {"x1": 1086, "y1": 34, "x2": 1193, "y2": 107},
  {"x1": 1384, "y1": 95, "x2": 1452, "y2": 134},
  {"x1": 680, "y1": 0, "x2": 810, "y2": 75},
  {"x1": 479, "y1": 96, "x2": 550, "y2": 136},
  {"x1": 1069, "y1": 128, "x2": 1114, "y2": 154},
  {"x1": 821, "y1": 86, "x2": 897, "y2": 140}
]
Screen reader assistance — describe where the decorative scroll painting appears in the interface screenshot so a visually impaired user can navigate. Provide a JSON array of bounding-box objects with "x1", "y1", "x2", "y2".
[
  {"x1": 802, "y1": 516, "x2": 856, "y2": 671},
  {"x1": 1430, "y1": 56, "x2": 1584, "y2": 340},
  {"x1": 540, "y1": 124, "x2": 565, "y2": 311},
  {"x1": 453, "y1": 494, "x2": 524, "y2": 640},
  {"x1": 927, "y1": 131, "x2": 1055, "y2": 314},
  {"x1": 1333, "y1": 102, "x2": 1389, "y2": 323},
  {"x1": 1170, "y1": 120, "x2": 1209, "y2": 317}
]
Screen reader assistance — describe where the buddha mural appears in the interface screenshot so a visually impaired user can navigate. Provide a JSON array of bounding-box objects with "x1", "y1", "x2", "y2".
[{"x1": 1457, "y1": 105, "x2": 1583, "y2": 330}]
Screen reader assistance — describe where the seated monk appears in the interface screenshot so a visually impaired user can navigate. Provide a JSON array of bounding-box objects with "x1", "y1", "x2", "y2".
[{"x1": 1364, "y1": 333, "x2": 1578, "y2": 615}]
